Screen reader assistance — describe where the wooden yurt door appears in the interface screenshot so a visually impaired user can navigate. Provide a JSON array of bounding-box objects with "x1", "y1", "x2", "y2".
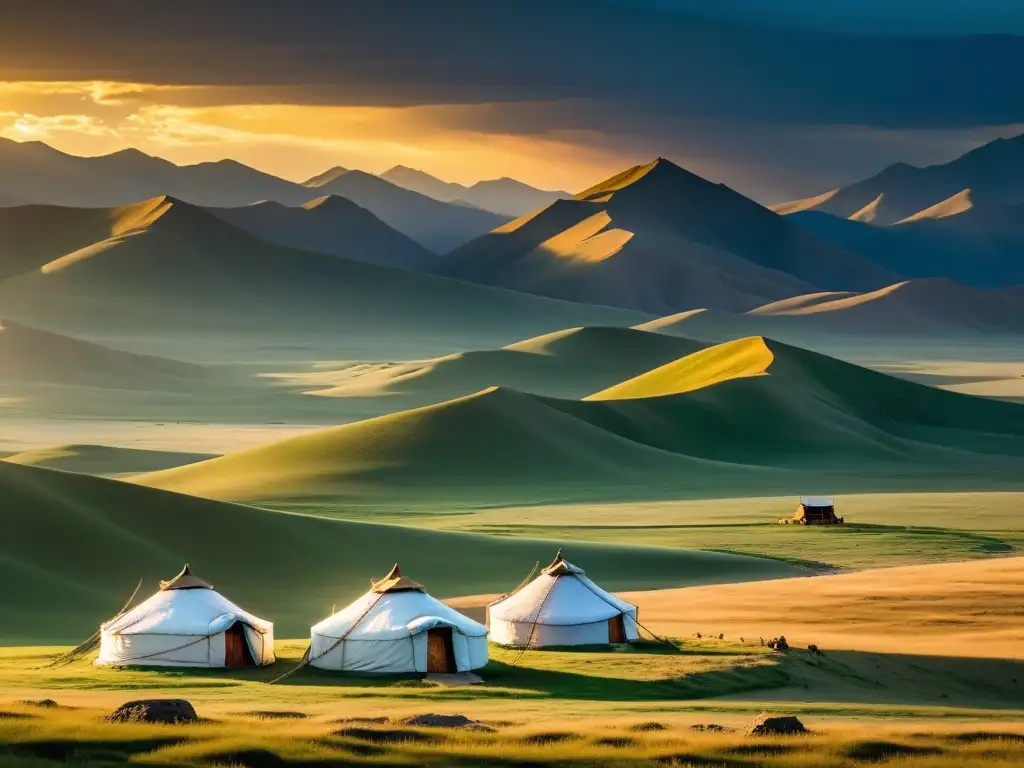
[
  {"x1": 608, "y1": 614, "x2": 626, "y2": 643},
  {"x1": 224, "y1": 623, "x2": 256, "y2": 668},
  {"x1": 426, "y1": 628, "x2": 455, "y2": 673}
]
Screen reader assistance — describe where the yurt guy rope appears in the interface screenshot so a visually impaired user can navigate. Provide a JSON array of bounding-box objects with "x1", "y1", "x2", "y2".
[
  {"x1": 509, "y1": 575, "x2": 559, "y2": 667},
  {"x1": 268, "y1": 592, "x2": 387, "y2": 684},
  {"x1": 46, "y1": 578, "x2": 144, "y2": 668}
]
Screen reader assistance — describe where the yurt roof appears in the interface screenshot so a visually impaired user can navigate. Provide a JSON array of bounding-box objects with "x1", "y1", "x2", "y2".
[
  {"x1": 371, "y1": 563, "x2": 424, "y2": 594},
  {"x1": 542, "y1": 549, "x2": 585, "y2": 576},
  {"x1": 800, "y1": 496, "x2": 835, "y2": 507},
  {"x1": 159, "y1": 564, "x2": 214, "y2": 591},
  {"x1": 489, "y1": 552, "x2": 635, "y2": 626},
  {"x1": 102, "y1": 583, "x2": 271, "y2": 636},
  {"x1": 313, "y1": 566, "x2": 486, "y2": 641}
]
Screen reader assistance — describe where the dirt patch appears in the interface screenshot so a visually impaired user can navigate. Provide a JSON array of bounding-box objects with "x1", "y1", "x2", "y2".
[
  {"x1": 241, "y1": 711, "x2": 308, "y2": 720},
  {"x1": 631, "y1": 721, "x2": 668, "y2": 732},
  {"x1": 334, "y1": 727, "x2": 437, "y2": 745},
  {"x1": 948, "y1": 732, "x2": 1024, "y2": 745},
  {"x1": 389, "y1": 679, "x2": 438, "y2": 688},
  {"x1": 846, "y1": 741, "x2": 944, "y2": 762},
  {"x1": 521, "y1": 732, "x2": 581, "y2": 746},
  {"x1": 744, "y1": 715, "x2": 808, "y2": 736},
  {"x1": 106, "y1": 699, "x2": 199, "y2": 725},
  {"x1": 594, "y1": 737, "x2": 638, "y2": 748}
]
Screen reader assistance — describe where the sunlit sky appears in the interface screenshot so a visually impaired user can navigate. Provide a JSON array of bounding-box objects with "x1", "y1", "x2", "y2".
[
  {"x1": 2, "y1": 1, "x2": 1023, "y2": 201},
  {"x1": 0, "y1": 81, "x2": 624, "y2": 191}
]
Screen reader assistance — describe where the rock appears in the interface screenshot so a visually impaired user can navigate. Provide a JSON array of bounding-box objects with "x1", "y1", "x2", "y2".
[
  {"x1": 745, "y1": 714, "x2": 808, "y2": 736},
  {"x1": 107, "y1": 699, "x2": 199, "y2": 724},
  {"x1": 400, "y1": 713, "x2": 493, "y2": 731}
]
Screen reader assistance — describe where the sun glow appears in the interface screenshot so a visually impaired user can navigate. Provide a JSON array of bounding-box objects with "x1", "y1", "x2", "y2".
[{"x1": 0, "y1": 80, "x2": 623, "y2": 189}]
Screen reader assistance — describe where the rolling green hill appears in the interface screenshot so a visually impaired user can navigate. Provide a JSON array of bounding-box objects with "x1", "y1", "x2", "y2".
[
  {"x1": 0, "y1": 318, "x2": 208, "y2": 388},
  {"x1": 0, "y1": 461, "x2": 808, "y2": 642},
  {"x1": 3, "y1": 444, "x2": 214, "y2": 475},
  {"x1": 136, "y1": 337, "x2": 1024, "y2": 507},
  {"x1": 278, "y1": 326, "x2": 706, "y2": 404}
]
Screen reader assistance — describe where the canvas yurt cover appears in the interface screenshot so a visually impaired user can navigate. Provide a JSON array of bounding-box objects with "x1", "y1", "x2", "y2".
[
  {"x1": 488, "y1": 551, "x2": 638, "y2": 647},
  {"x1": 309, "y1": 564, "x2": 488, "y2": 674},
  {"x1": 96, "y1": 565, "x2": 275, "y2": 668}
]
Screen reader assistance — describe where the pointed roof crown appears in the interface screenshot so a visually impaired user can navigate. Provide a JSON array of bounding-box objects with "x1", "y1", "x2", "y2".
[
  {"x1": 370, "y1": 563, "x2": 425, "y2": 594},
  {"x1": 541, "y1": 549, "x2": 585, "y2": 576},
  {"x1": 159, "y1": 564, "x2": 214, "y2": 591}
]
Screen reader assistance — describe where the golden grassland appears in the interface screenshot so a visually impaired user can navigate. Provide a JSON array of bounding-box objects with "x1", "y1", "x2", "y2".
[{"x1": 451, "y1": 557, "x2": 1024, "y2": 659}]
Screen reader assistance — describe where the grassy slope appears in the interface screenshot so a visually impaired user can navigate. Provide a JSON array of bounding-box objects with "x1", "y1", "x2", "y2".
[
  {"x1": 136, "y1": 337, "x2": 1024, "y2": 507},
  {"x1": 3, "y1": 444, "x2": 215, "y2": 475},
  {"x1": 271, "y1": 326, "x2": 706, "y2": 403},
  {"x1": 134, "y1": 386, "x2": 764, "y2": 505},
  {"x1": 0, "y1": 461, "x2": 808, "y2": 643}
]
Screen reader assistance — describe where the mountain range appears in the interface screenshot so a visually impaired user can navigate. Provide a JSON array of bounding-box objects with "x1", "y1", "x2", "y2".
[
  {"x1": 772, "y1": 135, "x2": 1024, "y2": 288},
  {"x1": 775, "y1": 133, "x2": 1024, "y2": 225},
  {"x1": 209, "y1": 195, "x2": 437, "y2": 269},
  {"x1": 299, "y1": 168, "x2": 507, "y2": 252},
  {"x1": 441, "y1": 158, "x2": 897, "y2": 314},
  {"x1": 0, "y1": 138, "x2": 511, "y2": 251},
  {"x1": 379, "y1": 165, "x2": 570, "y2": 217},
  {"x1": 636, "y1": 280, "x2": 1024, "y2": 343},
  {"x1": 0, "y1": 195, "x2": 641, "y2": 345},
  {"x1": 787, "y1": 198, "x2": 1024, "y2": 288}
]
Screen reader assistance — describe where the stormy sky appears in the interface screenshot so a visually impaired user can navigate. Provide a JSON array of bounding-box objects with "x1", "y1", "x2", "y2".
[{"x1": 0, "y1": 0, "x2": 1021, "y2": 200}]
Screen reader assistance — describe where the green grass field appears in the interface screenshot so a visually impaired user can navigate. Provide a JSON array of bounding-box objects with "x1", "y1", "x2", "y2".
[
  {"x1": 0, "y1": 642, "x2": 1021, "y2": 767},
  {"x1": 268, "y1": 492, "x2": 1024, "y2": 571}
]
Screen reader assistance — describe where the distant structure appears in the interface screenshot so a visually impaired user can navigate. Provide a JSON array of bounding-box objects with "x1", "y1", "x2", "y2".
[{"x1": 781, "y1": 496, "x2": 844, "y2": 525}]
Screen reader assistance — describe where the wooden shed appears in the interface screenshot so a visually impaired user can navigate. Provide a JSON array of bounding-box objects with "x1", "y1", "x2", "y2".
[{"x1": 783, "y1": 496, "x2": 843, "y2": 525}]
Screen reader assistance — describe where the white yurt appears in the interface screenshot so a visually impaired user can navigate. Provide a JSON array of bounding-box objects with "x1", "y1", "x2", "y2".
[
  {"x1": 96, "y1": 565, "x2": 275, "y2": 668},
  {"x1": 487, "y1": 551, "x2": 638, "y2": 647},
  {"x1": 309, "y1": 564, "x2": 488, "y2": 674}
]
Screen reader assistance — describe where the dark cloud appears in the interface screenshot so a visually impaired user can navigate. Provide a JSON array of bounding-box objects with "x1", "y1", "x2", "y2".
[
  {"x1": 2, "y1": 0, "x2": 1024, "y2": 128},
  {"x1": 2, "y1": 1, "x2": 1023, "y2": 200}
]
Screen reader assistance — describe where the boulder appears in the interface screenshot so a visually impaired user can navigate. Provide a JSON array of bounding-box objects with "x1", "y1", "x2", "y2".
[
  {"x1": 745, "y1": 714, "x2": 808, "y2": 736},
  {"x1": 107, "y1": 699, "x2": 199, "y2": 724}
]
